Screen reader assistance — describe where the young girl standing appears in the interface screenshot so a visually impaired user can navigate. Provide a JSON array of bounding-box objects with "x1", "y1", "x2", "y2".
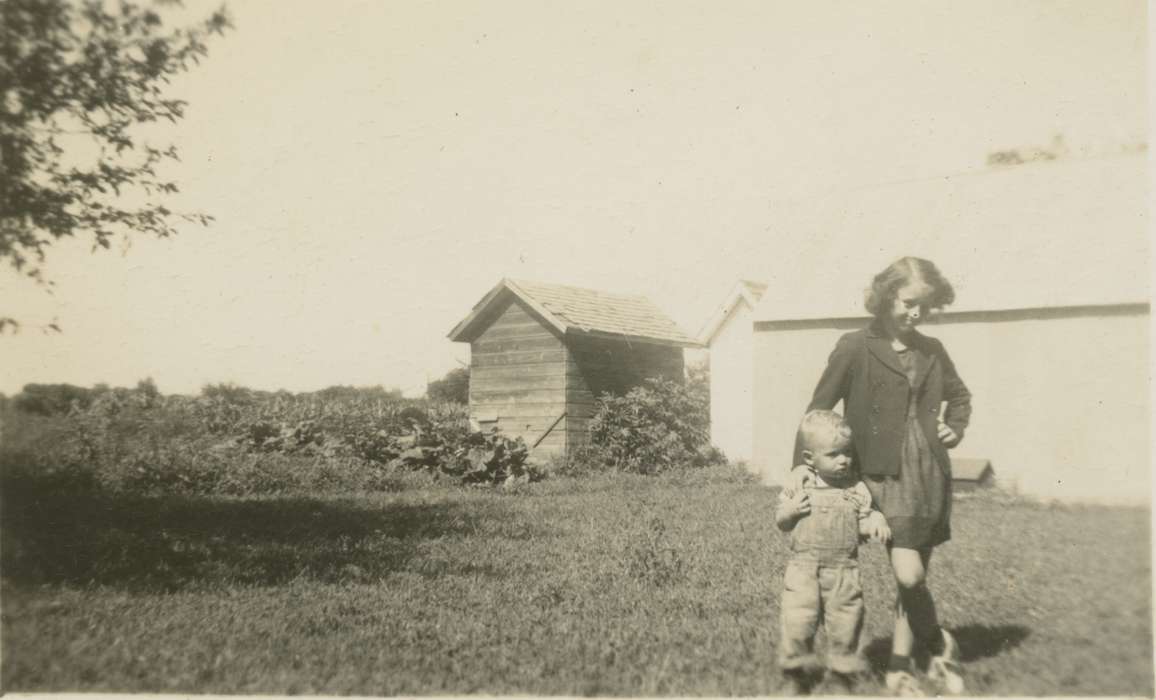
[{"x1": 792, "y1": 257, "x2": 972, "y2": 696}]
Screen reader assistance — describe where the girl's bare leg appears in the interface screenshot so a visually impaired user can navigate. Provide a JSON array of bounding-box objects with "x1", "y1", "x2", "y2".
[{"x1": 889, "y1": 547, "x2": 939, "y2": 661}]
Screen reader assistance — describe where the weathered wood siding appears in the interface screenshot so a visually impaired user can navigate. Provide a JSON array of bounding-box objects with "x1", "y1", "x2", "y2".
[
  {"x1": 469, "y1": 297, "x2": 568, "y2": 455},
  {"x1": 564, "y1": 336, "x2": 684, "y2": 449}
]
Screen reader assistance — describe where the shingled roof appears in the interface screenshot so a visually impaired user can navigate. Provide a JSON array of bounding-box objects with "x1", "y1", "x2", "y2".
[{"x1": 448, "y1": 278, "x2": 700, "y2": 347}]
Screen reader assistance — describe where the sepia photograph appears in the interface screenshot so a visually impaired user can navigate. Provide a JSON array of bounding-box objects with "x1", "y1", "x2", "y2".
[{"x1": 0, "y1": 0, "x2": 1151, "y2": 696}]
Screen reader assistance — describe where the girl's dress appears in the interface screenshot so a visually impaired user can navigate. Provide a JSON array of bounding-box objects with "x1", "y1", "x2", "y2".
[{"x1": 863, "y1": 347, "x2": 951, "y2": 550}]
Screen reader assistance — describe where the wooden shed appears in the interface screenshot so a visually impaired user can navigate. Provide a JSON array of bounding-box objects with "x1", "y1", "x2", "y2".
[{"x1": 448, "y1": 279, "x2": 700, "y2": 457}]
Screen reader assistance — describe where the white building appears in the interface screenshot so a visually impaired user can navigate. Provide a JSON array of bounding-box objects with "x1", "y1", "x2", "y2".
[
  {"x1": 698, "y1": 280, "x2": 766, "y2": 464},
  {"x1": 703, "y1": 153, "x2": 1148, "y2": 504}
]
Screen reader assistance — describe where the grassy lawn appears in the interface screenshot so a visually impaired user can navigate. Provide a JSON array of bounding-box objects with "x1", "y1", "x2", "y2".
[{"x1": 2, "y1": 465, "x2": 1151, "y2": 696}]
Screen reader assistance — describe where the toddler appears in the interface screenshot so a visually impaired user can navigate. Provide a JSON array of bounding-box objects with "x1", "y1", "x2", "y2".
[{"x1": 776, "y1": 409, "x2": 890, "y2": 694}]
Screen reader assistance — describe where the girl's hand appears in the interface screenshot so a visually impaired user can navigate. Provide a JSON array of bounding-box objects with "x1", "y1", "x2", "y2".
[
  {"x1": 937, "y1": 421, "x2": 960, "y2": 448},
  {"x1": 786, "y1": 464, "x2": 813, "y2": 493},
  {"x1": 871, "y1": 512, "x2": 892, "y2": 543},
  {"x1": 860, "y1": 510, "x2": 891, "y2": 543}
]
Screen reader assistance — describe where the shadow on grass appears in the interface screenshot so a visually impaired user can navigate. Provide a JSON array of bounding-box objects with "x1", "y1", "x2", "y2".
[
  {"x1": 1, "y1": 484, "x2": 516, "y2": 591},
  {"x1": 865, "y1": 624, "x2": 1031, "y2": 671}
]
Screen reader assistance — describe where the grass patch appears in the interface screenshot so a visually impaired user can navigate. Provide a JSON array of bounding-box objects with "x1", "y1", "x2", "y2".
[{"x1": 2, "y1": 467, "x2": 1151, "y2": 695}]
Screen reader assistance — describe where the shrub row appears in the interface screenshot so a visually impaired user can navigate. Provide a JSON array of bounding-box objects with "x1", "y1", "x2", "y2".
[
  {"x1": 1, "y1": 388, "x2": 535, "y2": 497},
  {"x1": 3, "y1": 372, "x2": 726, "y2": 497},
  {"x1": 586, "y1": 377, "x2": 725, "y2": 474}
]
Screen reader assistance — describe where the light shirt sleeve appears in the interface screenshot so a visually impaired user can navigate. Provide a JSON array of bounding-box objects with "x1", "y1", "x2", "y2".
[{"x1": 851, "y1": 481, "x2": 874, "y2": 519}]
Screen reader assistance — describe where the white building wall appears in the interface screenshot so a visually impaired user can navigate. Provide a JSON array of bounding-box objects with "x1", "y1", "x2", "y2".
[
  {"x1": 752, "y1": 309, "x2": 1149, "y2": 505},
  {"x1": 753, "y1": 322, "x2": 857, "y2": 486},
  {"x1": 708, "y1": 300, "x2": 755, "y2": 463}
]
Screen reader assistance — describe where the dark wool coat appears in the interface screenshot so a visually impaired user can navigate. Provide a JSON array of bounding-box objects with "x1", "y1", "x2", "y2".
[{"x1": 794, "y1": 323, "x2": 972, "y2": 477}]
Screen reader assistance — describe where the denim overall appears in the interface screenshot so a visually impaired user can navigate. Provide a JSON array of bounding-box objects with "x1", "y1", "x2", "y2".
[{"x1": 778, "y1": 485, "x2": 867, "y2": 673}]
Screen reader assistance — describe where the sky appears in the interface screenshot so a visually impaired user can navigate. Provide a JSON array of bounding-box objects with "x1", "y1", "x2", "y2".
[{"x1": 1, "y1": 0, "x2": 1148, "y2": 396}]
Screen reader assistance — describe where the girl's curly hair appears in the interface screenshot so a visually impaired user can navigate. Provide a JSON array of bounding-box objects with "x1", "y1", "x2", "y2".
[{"x1": 864, "y1": 257, "x2": 955, "y2": 318}]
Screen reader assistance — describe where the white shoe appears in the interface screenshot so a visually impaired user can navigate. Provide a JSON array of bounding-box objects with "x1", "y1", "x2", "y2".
[
  {"x1": 927, "y1": 629, "x2": 965, "y2": 695},
  {"x1": 885, "y1": 670, "x2": 926, "y2": 697}
]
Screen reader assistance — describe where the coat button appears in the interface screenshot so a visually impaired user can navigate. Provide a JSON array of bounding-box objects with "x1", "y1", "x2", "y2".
[
  {"x1": 872, "y1": 405, "x2": 880, "y2": 413},
  {"x1": 929, "y1": 407, "x2": 937, "y2": 414}
]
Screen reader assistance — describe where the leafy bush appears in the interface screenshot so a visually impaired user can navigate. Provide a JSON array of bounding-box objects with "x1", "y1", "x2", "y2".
[
  {"x1": 13, "y1": 383, "x2": 98, "y2": 415},
  {"x1": 200, "y1": 382, "x2": 268, "y2": 405},
  {"x1": 311, "y1": 385, "x2": 404, "y2": 402},
  {"x1": 387, "y1": 422, "x2": 538, "y2": 486},
  {"x1": 12, "y1": 379, "x2": 164, "y2": 417},
  {"x1": 588, "y1": 377, "x2": 725, "y2": 474},
  {"x1": 427, "y1": 367, "x2": 469, "y2": 404},
  {"x1": 538, "y1": 445, "x2": 613, "y2": 479},
  {"x1": 685, "y1": 359, "x2": 709, "y2": 400},
  {"x1": 2, "y1": 382, "x2": 538, "y2": 497}
]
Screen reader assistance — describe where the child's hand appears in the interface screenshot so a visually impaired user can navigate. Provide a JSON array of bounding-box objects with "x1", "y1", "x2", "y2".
[
  {"x1": 937, "y1": 421, "x2": 960, "y2": 448},
  {"x1": 778, "y1": 489, "x2": 811, "y2": 519}
]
